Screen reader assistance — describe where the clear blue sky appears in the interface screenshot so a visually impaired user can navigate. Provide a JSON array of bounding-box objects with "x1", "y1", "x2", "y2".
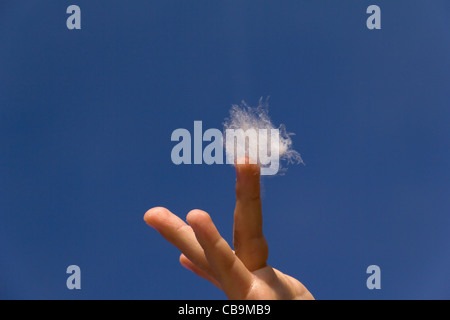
[{"x1": 0, "y1": 1, "x2": 449, "y2": 299}]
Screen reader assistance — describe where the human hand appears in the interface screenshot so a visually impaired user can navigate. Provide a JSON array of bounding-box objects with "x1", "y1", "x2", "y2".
[{"x1": 144, "y1": 160, "x2": 314, "y2": 300}]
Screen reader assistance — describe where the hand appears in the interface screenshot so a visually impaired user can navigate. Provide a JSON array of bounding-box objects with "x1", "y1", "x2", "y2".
[{"x1": 144, "y1": 160, "x2": 314, "y2": 300}]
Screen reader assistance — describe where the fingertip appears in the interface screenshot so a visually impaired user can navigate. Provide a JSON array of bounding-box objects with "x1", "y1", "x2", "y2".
[
  {"x1": 240, "y1": 163, "x2": 260, "y2": 177},
  {"x1": 186, "y1": 209, "x2": 210, "y2": 227},
  {"x1": 179, "y1": 254, "x2": 196, "y2": 274},
  {"x1": 235, "y1": 157, "x2": 260, "y2": 179},
  {"x1": 235, "y1": 164, "x2": 261, "y2": 201},
  {"x1": 144, "y1": 206, "x2": 170, "y2": 227},
  {"x1": 179, "y1": 253, "x2": 188, "y2": 266}
]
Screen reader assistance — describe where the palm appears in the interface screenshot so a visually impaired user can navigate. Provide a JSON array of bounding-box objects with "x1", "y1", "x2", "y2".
[
  {"x1": 144, "y1": 160, "x2": 313, "y2": 300},
  {"x1": 245, "y1": 266, "x2": 312, "y2": 300}
]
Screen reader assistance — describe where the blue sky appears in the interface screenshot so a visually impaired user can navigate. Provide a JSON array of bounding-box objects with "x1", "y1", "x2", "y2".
[{"x1": 0, "y1": 1, "x2": 449, "y2": 299}]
